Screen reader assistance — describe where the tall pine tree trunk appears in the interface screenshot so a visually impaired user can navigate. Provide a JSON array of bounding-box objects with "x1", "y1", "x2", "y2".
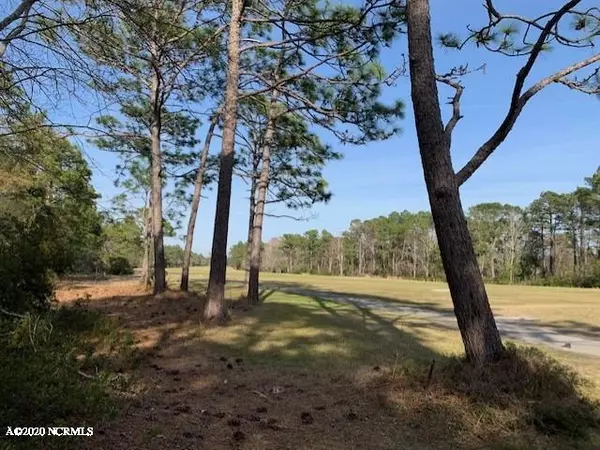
[
  {"x1": 509, "y1": 245, "x2": 515, "y2": 284},
  {"x1": 141, "y1": 193, "x2": 152, "y2": 289},
  {"x1": 412, "y1": 238, "x2": 418, "y2": 278},
  {"x1": 338, "y1": 239, "x2": 344, "y2": 276},
  {"x1": 244, "y1": 151, "x2": 259, "y2": 290},
  {"x1": 572, "y1": 232, "x2": 578, "y2": 275},
  {"x1": 406, "y1": 0, "x2": 503, "y2": 365},
  {"x1": 549, "y1": 224, "x2": 556, "y2": 277},
  {"x1": 205, "y1": 0, "x2": 243, "y2": 321},
  {"x1": 540, "y1": 223, "x2": 546, "y2": 278},
  {"x1": 579, "y1": 217, "x2": 585, "y2": 275},
  {"x1": 150, "y1": 63, "x2": 167, "y2": 294},
  {"x1": 247, "y1": 92, "x2": 278, "y2": 306},
  {"x1": 358, "y1": 239, "x2": 363, "y2": 275},
  {"x1": 244, "y1": 180, "x2": 256, "y2": 289},
  {"x1": 181, "y1": 114, "x2": 218, "y2": 291}
]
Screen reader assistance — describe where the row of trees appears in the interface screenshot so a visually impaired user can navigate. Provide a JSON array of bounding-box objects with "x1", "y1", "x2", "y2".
[
  {"x1": 2, "y1": 0, "x2": 599, "y2": 366},
  {"x1": 5, "y1": 0, "x2": 402, "y2": 307},
  {"x1": 232, "y1": 168, "x2": 600, "y2": 287}
]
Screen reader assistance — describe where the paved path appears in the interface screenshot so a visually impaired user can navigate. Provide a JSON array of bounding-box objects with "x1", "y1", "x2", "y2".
[{"x1": 281, "y1": 287, "x2": 600, "y2": 358}]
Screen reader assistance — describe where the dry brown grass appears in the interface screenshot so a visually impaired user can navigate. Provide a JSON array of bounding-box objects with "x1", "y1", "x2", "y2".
[{"x1": 54, "y1": 275, "x2": 600, "y2": 450}]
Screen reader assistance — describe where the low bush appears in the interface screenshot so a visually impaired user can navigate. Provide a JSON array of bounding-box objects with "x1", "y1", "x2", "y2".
[
  {"x1": 107, "y1": 256, "x2": 134, "y2": 275},
  {"x1": 0, "y1": 216, "x2": 55, "y2": 313},
  {"x1": 0, "y1": 305, "x2": 139, "y2": 449}
]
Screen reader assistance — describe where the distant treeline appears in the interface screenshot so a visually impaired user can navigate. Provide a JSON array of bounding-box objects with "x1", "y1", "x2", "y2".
[{"x1": 229, "y1": 168, "x2": 600, "y2": 288}]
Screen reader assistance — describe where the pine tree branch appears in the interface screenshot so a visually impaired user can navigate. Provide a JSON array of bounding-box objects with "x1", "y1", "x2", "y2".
[
  {"x1": 456, "y1": 0, "x2": 598, "y2": 186},
  {"x1": 0, "y1": 0, "x2": 37, "y2": 34},
  {"x1": 435, "y1": 76, "x2": 463, "y2": 142},
  {"x1": 457, "y1": 51, "x2": 600, "y2": 186}
]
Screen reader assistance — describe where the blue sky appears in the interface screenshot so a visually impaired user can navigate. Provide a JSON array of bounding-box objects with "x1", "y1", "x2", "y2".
[{"x1": 72, "y1": 0, "x2": 599, "y2": 254}]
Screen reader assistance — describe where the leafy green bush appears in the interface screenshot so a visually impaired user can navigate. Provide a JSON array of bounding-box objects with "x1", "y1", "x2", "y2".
[
  {"x1": 107, "y1": 256, "x2": 134, "y2": 275},
  {"x1": 0, "y1": 215, "x2": 55, "y2": 313},
  {"x1": 0, "y1": 305, "x2": 137, "y2": 449},
  {"x1": 528, "y1": 274, "x2": 600, "y2": 289}
]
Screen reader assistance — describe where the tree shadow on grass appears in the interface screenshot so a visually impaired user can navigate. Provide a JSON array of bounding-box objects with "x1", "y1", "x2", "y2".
[
  {"x1": 535, "y1": 320, "x2": 600, "y2": 340},
  {"x1": 69, "y1": 283, "x2": 600, "y2": 450},
  {"x1": 78, "y1": 288, "x2": 447, "y2": 450},
  {"x1": 201, "y1": 278, "x2": 600, "y2": 359}
]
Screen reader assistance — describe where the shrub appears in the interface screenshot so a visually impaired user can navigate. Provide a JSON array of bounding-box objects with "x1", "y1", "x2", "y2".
[
  {"x1": 107, "y1": 256, "x2": 134, "y2": 275},
  {"x1": 0, "y1": 305, "x2": 137, "y2": 449},
  {"x1": 0, "y1": 215, "x2": 55, "y2": 313}
]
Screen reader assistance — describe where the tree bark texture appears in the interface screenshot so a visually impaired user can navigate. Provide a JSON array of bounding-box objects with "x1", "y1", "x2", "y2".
[
  {"x1": 141, "y1": 193, "x2": 152, "y2": 289},
  {"x1": 205, "y1": 0, "x2": 243, "y2": 321},
  {"x1": 150, "y1": 62, "x2": 167, "y2": 294},
  {"x1": 244, "y1": 150, "x2": 259, "y2": 290},
  {"x1": 180, "y1": 114, "x2": 218, "y2": 291},
  {"x1": 406, "y1": 0, "x2": 504, "y2": 365},
  {"x1": 247, "y1": 90, "x2": 279, "y2": 306}
]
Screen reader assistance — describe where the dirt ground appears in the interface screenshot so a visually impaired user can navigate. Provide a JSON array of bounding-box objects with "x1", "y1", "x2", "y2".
[
  {"x1": 57, "y1": 280, "x2": 426, "y2": 450},
  {"x1": 55, "y1": 278, "x2": 599, "y2": 450}
]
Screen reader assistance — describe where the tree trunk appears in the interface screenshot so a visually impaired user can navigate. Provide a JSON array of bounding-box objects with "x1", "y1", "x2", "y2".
[
  {"x1": 406, "y1": 0, "x2": 503, "y2": 365},
  {"x1": 244, "y1": 149, "x2": 259, "y2": 290},
  {"x1": 490, "y1": 242, "x2": 496, "y2": 280},
  {"x1": 141, "y1": 193, "x2": 152, "y2": 289},
  {"x1": 509, "y1": 244, "x2": 515, "y2": 284},
  {"x1": 371, "y1": 244, "x2": 376, "y2": 274},
  {"x1": 245, "y1": 177, "x2": 256, "y2": 288},
  {"x1": 540, "y1": 222, "x2": 546, "y2": 278},
  {"x1": 247, "y1": 93, "x2": 278, "y2": 308},
  {"x1": 358, "y1": 238, "x2": 363, "y2": 275},
  {"x1": 424, "y1": 243, "x2": 430, "y2": 279},
  {"x1": 579, "y1": 216, "x2": 585, "y2": 275},
  {"x1": 572, "y1": 232, "x2": 578, "y2": 275},
  {"x1": 338, "y1": 239, "x2": 344, "y2": 276},
  {"x1": 205, "y1": 0, "x2": 243, "y2": 321},
  {"x1": 150, "y1": 63, "x2": 167, "y2": 295},
  {"x1": 549, "y1": 223, "x2": 556, "y2": 277},
  {"x1": 180, "y1": 114, "x2": 218, "y2": 291},
  {"x1": 412, "y1": 237, "x2": 418, "y2": 278}
]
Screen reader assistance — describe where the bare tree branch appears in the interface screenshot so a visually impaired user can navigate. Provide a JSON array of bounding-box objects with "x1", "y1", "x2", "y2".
[
  {"x1": 264, "y1": 212, "x2": 314, "y2": 221},
  {"x1": 456, "y1": 0, "x2": 600, "y2": 186},
  {"x1": 0, "y1": 0, "x2": 37, "y2": 35}
]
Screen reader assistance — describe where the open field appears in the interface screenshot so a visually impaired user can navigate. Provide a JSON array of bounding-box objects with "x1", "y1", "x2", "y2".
[
  {"x1": 47, "y1": 268, "x2": 600, "y2": 449},
  {"x1": 184, "y1": 267, "x2": 600, "y2": 326},
  {"x1": 178, "y1": 268, "x2": 600, "y2": 381}
]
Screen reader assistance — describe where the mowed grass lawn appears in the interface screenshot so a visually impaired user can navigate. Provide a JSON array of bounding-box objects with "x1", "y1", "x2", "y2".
[
  {"x1": 173, "y1": 267, "x2": 600, "y2": 385},
  {"x1": 185, "y1": 266, "x2": 600, "y2": 326}
]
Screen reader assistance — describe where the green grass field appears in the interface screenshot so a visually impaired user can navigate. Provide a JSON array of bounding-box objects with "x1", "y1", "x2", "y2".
[
  {"x1": 185, "y1": 267, "x2": 600, "y2": 325},
  {"x1": 173, "y1": 267, "x2": 600, "y2": 383}
]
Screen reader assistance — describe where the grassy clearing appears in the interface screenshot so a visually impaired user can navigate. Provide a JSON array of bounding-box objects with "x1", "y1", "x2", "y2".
[
  {"x1": 183, "y1": 267, "x2": 600, "y2": 327},
  {"x1": 179, "y1": 267, "x2": 600, "y2": 383}
]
